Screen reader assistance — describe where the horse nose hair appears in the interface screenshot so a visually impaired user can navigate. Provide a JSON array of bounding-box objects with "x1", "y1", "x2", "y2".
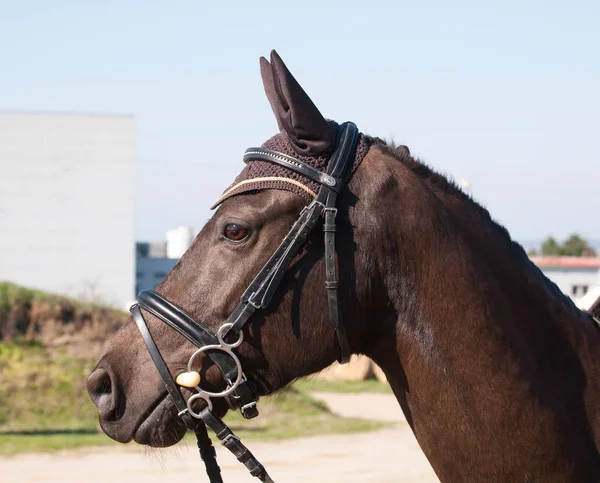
[{"x1": 87, "y1": 366, "x2": 118, "y2": 420}]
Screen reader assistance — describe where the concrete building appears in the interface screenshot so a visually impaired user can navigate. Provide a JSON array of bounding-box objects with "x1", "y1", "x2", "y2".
[
  {"x1": 531, "y1": 256, "x2": 600, "y2": 303},
  {"x1": 135, "y1": 255, "x2": 178, "y2": 295},
  {"x1": 135, "y1": 241, "x2": 177, "y2": 294},
  {"x1": 135, "y1": 227, "x2": 195, "y2": 294},
  {"x1": 0, "y1": 111, "x2": 135, "y2": 308},
  {"x1": 166, "y1": 226, "x2": 194, "y2": 259}
]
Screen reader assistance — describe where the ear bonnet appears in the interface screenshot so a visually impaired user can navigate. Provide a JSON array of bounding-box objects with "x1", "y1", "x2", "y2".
[{"x1": 213, "y1": 51, "x2": 370, "y2": 208}]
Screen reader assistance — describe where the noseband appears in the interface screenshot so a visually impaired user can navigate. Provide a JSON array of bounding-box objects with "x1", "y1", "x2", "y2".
[{"x1": 130, "y1": 122, "x2": 360, "y2": 483}]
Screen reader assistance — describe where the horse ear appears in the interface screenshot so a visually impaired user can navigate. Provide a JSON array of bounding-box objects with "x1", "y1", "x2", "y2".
[
  {"x1": 260, "y1": 56, "x2": 285, "y2": 132},
  {"x1": 260, "y1": 50, "x2": 334, "y2": 156}
]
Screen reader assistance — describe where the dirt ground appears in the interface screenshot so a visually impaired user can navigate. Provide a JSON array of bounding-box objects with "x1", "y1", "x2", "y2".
[{"x1": 1, "y1": 393, "x2": 439, "y2": 483}]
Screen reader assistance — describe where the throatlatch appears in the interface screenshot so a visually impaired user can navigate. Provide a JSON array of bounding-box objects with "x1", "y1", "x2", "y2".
[{"x1": 130, "y1": 122, "x2": 360, "y2": 482}]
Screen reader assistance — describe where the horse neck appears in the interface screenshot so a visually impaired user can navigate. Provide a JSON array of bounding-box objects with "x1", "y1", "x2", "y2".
[{"x1": 350, "y1": 144, "x2": 600, "y2": 450}]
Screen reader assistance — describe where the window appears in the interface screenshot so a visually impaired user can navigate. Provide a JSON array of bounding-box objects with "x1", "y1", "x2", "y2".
[
  {"x1": 572, "y1": 285, "x2": 590, "y2": 297},
  {"x1": 136, "y1": 243, "x2": 149, "y2": 258}
]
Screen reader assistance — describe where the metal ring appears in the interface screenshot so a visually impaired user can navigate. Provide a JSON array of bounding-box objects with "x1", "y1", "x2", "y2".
[
  {"x1": 187, "y1": 344, "x2": 243, "y2": 398},
  {"x1": 217, "y1": 323, "x2": 243, "y2": 348},
  {"x1": 187, "y1": 392, "x2": 213, "y2": 418}
]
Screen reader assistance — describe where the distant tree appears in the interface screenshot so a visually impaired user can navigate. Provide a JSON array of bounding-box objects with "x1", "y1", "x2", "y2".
[
  {"x1": 561, "y1": 234, "x2": 596, "y2": 257},
  {"x1": 537, "y1": 234, "x2": 597, "y2": 257},
  {"x1": 541, "y1": 236, "x2": 561, "y2": 256}
]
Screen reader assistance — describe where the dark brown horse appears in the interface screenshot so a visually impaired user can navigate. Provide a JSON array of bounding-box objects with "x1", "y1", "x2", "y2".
[{"x1": 88, "y1": 51, "x2": 600, "y2": 482}]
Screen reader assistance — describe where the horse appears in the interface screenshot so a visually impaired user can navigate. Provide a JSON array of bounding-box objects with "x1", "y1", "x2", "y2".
[{"x1": 87, "y1": 50, "x2": 600, "y2": 482}]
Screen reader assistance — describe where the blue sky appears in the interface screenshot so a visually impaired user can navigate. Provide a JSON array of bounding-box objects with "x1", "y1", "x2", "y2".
[{"x1": 1, "y1": 1, "x2": 598, "y2": 243}]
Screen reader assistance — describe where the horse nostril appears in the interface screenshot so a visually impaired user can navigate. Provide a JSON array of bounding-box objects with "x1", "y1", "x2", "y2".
[{"x1": 87, "y1": 367, "x2": 117, "y2": 419}]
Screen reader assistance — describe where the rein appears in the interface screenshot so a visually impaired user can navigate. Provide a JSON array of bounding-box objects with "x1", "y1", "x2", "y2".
[{"x1": 130, "y1": 122, "x2": 360, "y2": 482}]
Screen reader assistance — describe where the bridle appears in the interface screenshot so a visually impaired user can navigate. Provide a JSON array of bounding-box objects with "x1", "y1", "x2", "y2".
[{"x1": 130, "y1": 122, "x2": 360, "y2": 483}]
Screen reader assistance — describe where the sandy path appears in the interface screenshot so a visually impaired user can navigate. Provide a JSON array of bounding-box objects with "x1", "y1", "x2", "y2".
[
  {"x1": 1, "y1": 394, "x2": 438, "y2": 483},
  {"x1": 310, "y1": 392, "x2": 406, "y2": 422}
]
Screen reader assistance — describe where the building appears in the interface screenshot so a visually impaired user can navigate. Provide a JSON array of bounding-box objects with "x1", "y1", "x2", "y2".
[
  {"x1": 135, "y1": 255, "x2": 178, "y2": 296},
  {"x1": 135, "y1": 226, "x2": 195, "y2": 294},
  {"x1": 531, "y1": 256, "x2": 600, "y2": 303},
  {"x1": 135, "y1": 241, "x2": 177, "y2": 295},
  {"x1": 166, "y1": 226, "x2": 194, "y2": 259},
  {"x1": 0, "y1": 111, "x2": 135, "y2": 308}
]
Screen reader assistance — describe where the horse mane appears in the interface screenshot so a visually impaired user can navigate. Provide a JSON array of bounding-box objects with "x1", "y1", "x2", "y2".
[{"x1": 368, "y1": 137, "x2": 581, "y2": 315}]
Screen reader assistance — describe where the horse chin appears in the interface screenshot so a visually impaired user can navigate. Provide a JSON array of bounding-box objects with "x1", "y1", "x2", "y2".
[
  {"x1": 133, "y1": 396, "x2": 186, "y2": 447},
  {"x1": 131, "y1": 394, "x2": 230, "y2": 448}
]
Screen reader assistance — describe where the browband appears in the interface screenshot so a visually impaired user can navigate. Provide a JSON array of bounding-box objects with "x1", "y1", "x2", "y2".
[
  {"x1": 213, "y1": 177, "x2": 317, "y2": 207},
  {"x1": 243, "y1": 148, "x2": 340, "y2": 191}
]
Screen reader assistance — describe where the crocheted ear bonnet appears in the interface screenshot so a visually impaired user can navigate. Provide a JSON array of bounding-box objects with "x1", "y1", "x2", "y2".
[{"x1": 212, "y1": 51, "x2": 370, "y2": 208}]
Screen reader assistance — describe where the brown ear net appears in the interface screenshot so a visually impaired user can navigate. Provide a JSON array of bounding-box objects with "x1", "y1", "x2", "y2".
[
  {"x1": 213, "y1": 50, "x2": 370, "y2": 209},
  {"x1": 265, "y1": 51, "x2": 334, "y2": 157}
]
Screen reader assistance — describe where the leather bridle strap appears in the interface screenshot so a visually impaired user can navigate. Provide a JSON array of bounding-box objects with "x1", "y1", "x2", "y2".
[
  {"x1": 243, "y1": 148, "x2": 341, "y2": 191},
  {"x1": 225, "y1": 198, "x2": 324, "y2": 333},
  {"x1": 199, "y1": 408, "x2": 273, "y2": 483},
  {"x1": 132, "y1": 304, "x2": 272, "y2": 482},
  {"x1": 137, "y1": 290, "x2": 259, "y2": 418},
  {"x1": 137, "y1": 291, "x2": 239, "y2": 383},
  {"x1": 322, "y1": 121, "x2": 359, "y2": 363},
  {"x1": 224, "y1": 122, "x2": 358, "y2": 363},
  {"x1": 132, "y1": 305, "x2": 224, "y2": 483}
]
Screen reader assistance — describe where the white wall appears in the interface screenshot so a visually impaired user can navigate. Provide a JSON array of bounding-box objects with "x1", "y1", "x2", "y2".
[
  {"x1": 0, "y1": 111, "x2": 135, "y2": 308},
  {"x1": 540, "y1": 268, "x2": 599, "y2": 300},
  {"x1": 166, "y1": 226, "x2": 193, "y2": 259}
]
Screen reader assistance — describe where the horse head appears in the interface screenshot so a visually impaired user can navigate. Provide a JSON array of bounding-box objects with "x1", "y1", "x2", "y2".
[{"x1": 87, "y1": 51, "x2": 385, "y2": 449}]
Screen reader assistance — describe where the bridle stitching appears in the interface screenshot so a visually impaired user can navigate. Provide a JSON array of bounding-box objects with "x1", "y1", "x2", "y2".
[{"x1": 214, "y1": 177, "x2": 317, "y2": 206}]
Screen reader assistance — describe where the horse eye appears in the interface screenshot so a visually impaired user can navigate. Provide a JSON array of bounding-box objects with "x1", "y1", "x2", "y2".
[{"x1": 224, "y1": 224, "x2": 249, "y2": 241}]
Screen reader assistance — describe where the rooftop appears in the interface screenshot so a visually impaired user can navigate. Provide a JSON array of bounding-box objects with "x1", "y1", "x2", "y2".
[{"x1": 530, "y1": 256, "x2": 600, "y2": 269}]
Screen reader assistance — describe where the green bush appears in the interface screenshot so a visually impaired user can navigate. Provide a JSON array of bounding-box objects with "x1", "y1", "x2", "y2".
[{"x1": 0, "y1": 340, "x2": 98, "y2": 431}]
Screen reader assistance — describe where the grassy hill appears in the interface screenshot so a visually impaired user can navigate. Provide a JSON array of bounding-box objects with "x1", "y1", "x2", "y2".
[
  {"x1": 0, "y1": 282, "x2": 127, "y2": 357},
  {"x1": 0, "y1": 283, "x2": 384, "y2": 454},
  {"x1": 0, "y1": 282, "x2": 124, "y2": 450}
]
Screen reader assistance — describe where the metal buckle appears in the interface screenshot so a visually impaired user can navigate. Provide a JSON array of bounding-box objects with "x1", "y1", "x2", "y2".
[
  {"x1": 221, "y1": 433, "x2": 241, "y2": 446},
  {"x1": 240, "y1": 401, "x2": 258, "y2": 419},
  {"x1": 242, "y1": 401, "x2": 257, "y2": 411},
  {"x1": 247, "y1": 292, "x2": 262, "y2": 310},
  {"x1": 312, "y1": 200, "x2": 325, "y2": 210},
  {"x1": 324, "y1": 207, "x2": 338, "y2": 217}
]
